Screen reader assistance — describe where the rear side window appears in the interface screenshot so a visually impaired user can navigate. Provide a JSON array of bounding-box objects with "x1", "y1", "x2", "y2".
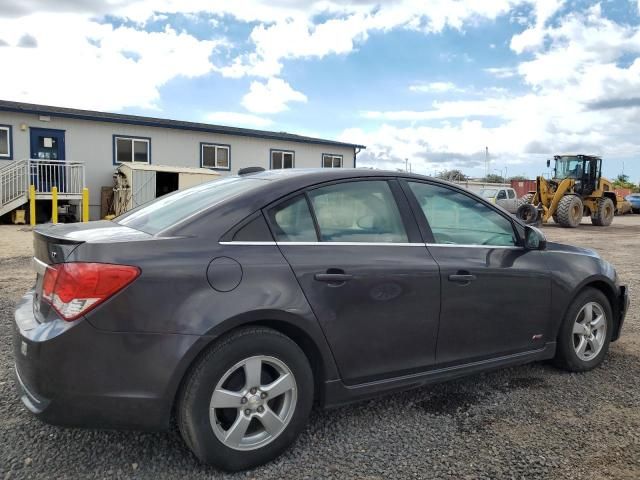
[
  {"x1": 307, "y1": 181, "x2": 408, "y2": 243},
  {"x1": 116, "y1": 177, "x2": 264, "y2": 234},
  {"x1": 267, "y1": 195, "x2": 317, "y2": 242},
  {"x1": 508, "y1": 189, "x2": 516, "y2": 199},
  {"x1": 232, "y1": 214, "x2": 273, "y2": 242}
]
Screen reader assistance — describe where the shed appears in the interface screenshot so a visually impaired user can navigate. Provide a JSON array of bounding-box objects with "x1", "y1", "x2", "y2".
[{"x1": 113, "y1": 163, "x2": 221, "y2": 215}]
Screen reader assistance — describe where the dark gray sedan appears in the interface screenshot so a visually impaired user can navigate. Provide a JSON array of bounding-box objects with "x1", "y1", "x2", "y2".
[{"x1": 14, "y1": 169, "x2": 629, "y2": 471}]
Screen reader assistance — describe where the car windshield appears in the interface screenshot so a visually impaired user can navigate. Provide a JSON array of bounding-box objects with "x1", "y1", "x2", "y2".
[
  {"x1": 479, "y1": 189, "x2": 498, "y2": 198},
  {"x1": 116, "y1": 176, "x2": 265, "y2": 234}
]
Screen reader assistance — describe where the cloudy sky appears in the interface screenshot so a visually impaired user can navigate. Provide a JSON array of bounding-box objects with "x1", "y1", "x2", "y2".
[{"x1": 1, "y1": 0, "x2": 639, "y2": 180}]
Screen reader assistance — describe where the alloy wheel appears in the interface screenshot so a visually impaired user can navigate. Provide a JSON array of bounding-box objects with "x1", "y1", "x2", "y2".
[
  {"x1": 209, "y1": 355, "x2": 297, "y2": 451},
  {"x1": 572, "y1": 302, "x2": 607, "y2": 361}
]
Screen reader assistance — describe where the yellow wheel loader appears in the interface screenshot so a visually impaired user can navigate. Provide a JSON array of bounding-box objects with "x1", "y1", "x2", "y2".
[{"x1": 516, "y1": 154, "x2": 617, "y2": 228}]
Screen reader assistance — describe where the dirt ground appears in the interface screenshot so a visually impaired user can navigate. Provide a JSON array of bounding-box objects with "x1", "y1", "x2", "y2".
[{"x1": 0, "y1": 216, "x2": 639, "y2": 479}]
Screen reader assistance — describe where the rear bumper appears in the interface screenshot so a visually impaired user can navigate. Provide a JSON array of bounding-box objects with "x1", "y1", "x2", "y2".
[
  {"x1": 13, "y1": 291, "x2": 201, "y2": 430},
  {"x1": 613, "y1": 285, "x2": 629, "y2": 342}
]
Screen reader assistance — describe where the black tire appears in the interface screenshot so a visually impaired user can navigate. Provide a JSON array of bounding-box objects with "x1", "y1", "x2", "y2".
[
  {"x1": 556, "y1": 195, "x2": 583, "y2": 228},
  {"x1": 590, "y1": 197, "x2": 615, "y2": 226},
  {"x1": 516, "y1": 203, "x2": 539, "y2": 224},
  {"x1": 516, "y1": 193, "x2": 534, "y2": 207},
  {"x1": 553, "y1": 288, "x2": 613, "y2": 372},
  {"x1": 178, "y1": 326, "x2": 313, "y2": 471}
]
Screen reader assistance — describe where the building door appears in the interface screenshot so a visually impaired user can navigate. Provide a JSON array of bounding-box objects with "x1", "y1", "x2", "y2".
[{"x1": 30, "y1": 128, "x2": 66, "y2": 192}]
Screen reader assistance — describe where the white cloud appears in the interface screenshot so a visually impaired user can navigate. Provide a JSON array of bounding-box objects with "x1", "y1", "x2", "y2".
[
  {"x1": 206, "y1": 0, "x2": 530, "y2": 78},
  {"x1": 409, "y1": 81, "x2": 461, "y2": 93},
  {"x1": 241, "y1": 77, "x2": 307, "y2": 114},
  {"x1": 484, "y1": 66, "x2": 518, "y2": 78},
  {"x1": 510, "y1": 0, "x2": 565, "y2": 53},
  {"x1": 1, "y1": 0, "x2": 639, "y2": 177},
  {"x1": 0, "y1": 12, "x2": 221, "y2": 111},
  {"x1": 345, "y1": 4, "x2": 640, "y2": 175},
  {"x1": 204, "y1": 111, "x2": 273, "y2": 128}
]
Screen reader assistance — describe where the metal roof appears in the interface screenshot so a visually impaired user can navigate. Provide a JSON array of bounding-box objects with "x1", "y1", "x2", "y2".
[
  {"x1": 0, "y1": 99, "x2": 366, "y2": 150},
  {"x1": 117, "y1": 163, "x2": 222, "y2": 175}
]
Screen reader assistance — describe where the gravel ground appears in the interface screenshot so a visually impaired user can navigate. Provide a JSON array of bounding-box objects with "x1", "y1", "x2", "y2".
[{"x1": 1, "y1": 217, "x2": 639, "y2": 479}]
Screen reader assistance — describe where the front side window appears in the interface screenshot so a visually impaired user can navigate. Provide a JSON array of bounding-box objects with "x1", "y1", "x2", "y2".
[
  {"x1": 0, "y1": 125, "x2": 11, "y2": 158},
  {"x1": 267, "y1": 195, "x2": 317, "y2": 242},
  {"x1": 271, "y1": 150, "x2": 294, "y2": 169},
  {"x1": 322, "y1": 154, "x2": 343, "y2": 168},
  {"x1": 115, "y1": 136, "x2": 150, "y2": 164},
  {"x1": 408, "y1": 182, "x2": 516, "y2": 246},
  {"x1": 201, "y1": 144, "x2": 230, "y2": 170},
  {"x1": 496, "y1": 190, "x2": 507, "y2": 200},
  {"x1": 308, "y1": 181, "x2": 408, "y2": 243}
]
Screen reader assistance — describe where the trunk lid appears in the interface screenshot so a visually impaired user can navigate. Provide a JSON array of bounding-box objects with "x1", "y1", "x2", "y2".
[{"x1": 32, "y1": 221, "x2": 150, "y2": 322}]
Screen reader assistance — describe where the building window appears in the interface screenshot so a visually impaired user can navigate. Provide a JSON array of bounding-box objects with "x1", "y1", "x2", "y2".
[
  {"x1": 114, "y1": 136, "x2": 150, "y2": 164},
  {"x1": 0, "y1": 125, "x2": 12, "y2": 159},
  {"x1": 271, "y1": 150, "x2": 294, "y2": 169},
  {"x1": 201, "y1": 143, "x2": 230, "y2": 170},
  {"x1": 322, "y1": 153, "x2": 342, "y2": 168}
]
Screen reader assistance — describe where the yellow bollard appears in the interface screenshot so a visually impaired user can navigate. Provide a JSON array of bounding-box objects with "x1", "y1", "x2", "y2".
[
  {"x1": 29, "y1": 185, "x2": 36, "y2": 226},
  {"x1": 82, "y1": 187, "x2": 90, "y2": 222},
  {"x1": 51, "y1": 187, "x2": 58, "y2": 224}
]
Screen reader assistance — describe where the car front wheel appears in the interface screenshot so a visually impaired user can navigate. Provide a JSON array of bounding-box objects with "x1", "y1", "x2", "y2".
[
  {"x1": 178, "y1": 326, "x2": 313, "y2": 471},
  {"x1": 553, "y1": 288, "x2": 613, "y2": 372}
]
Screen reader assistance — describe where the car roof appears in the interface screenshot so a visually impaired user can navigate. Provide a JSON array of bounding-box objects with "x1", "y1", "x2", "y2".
[{"x1": 242, "y1": 167, "x2": 441, "y2": 186}]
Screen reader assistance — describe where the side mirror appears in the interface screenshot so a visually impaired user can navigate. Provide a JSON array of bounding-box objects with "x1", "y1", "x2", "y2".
[
  {"x1": 525, "y1": 225, "x2": 547, "y2": 250},
  {"x1": 546, "y1": 159, "x2": 551, "y2": 168}
]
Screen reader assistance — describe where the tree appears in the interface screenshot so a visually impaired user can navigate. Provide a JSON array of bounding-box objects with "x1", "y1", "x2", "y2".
[
  {"x1": 613, "y1": 173, "x2": 636, "y2": 190},
  {"x1": 483, "y1": 173, "x2": 505, "y2": 183},
  {"x1": 437, "y1": 169, "x2": 468, "y2": 182}
]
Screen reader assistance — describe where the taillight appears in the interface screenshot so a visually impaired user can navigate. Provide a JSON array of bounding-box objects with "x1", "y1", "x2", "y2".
[{"x1": 41, "y1": 263, "x2": 140, "y2": 321}]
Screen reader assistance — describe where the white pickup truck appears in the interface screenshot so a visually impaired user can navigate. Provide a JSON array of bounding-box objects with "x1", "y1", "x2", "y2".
[{"x1": 479, "y1": 187, "x2": 519, "y2": 213}]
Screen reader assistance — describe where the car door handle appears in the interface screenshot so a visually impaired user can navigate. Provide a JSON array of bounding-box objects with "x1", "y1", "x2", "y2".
[
  {"x1": 448, "y1": 273, "x2": 477, "y2": 283},
  {"x1": 314, "y1": 273, "x2": 354, "y2": 283}
]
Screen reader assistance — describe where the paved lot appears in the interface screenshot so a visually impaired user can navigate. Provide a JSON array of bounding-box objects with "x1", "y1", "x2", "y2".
[{"x1": 1, "y1": 217, "x2": 639, "y2": 479}]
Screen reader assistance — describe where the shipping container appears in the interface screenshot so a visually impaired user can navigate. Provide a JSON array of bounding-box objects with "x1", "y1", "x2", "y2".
[
  {"x1": 511, "y1": 179, "x2": 537, "y2": 198},
  {"x1": 614, "y1": 188, "x2": 632, "y2": 198}
]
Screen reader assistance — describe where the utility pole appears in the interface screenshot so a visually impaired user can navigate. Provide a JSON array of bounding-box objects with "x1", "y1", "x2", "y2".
[
  {"x1": 485, "y1": 146, "x2": 489, "y2": 178},
  {"x1": 405, "y1": 158, "x2": 408, "y2": 172}
]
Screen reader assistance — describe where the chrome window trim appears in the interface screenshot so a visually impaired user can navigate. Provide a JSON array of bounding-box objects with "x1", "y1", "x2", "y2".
[
  {"x1": 425, "y1": 243, "x2": 522, "y2": 250},
  {"x1": 277, "y1": 242, "x2": 423, "y2": 246},
  {"x1": 219, "y1": 241, "x2": 523, "y2": 249},
  {"x1": 219, "y1": 241, "x2": 278, "y2": 246}
]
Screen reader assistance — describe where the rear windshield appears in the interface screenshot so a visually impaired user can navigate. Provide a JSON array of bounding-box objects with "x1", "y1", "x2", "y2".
[{"x1": 116, "y1": 177, "x2": 265, "y2": 234}]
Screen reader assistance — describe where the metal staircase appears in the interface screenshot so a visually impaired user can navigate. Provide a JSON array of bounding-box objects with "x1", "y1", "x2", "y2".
[
  {"x1": 0, "y1": 158, "x2": 86, "y2": 219},
  {"x1": 0, "y1": 159, "x2": 29, "y2": 218}
]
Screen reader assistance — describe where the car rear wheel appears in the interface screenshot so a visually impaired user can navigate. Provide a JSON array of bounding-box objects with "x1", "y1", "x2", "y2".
[
  {"x1": 178, "y1": 327, "x2": 313, "y2": 471},
  {"x1": 553, "y1": 288, "x2": 613, "y2": 372}
]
